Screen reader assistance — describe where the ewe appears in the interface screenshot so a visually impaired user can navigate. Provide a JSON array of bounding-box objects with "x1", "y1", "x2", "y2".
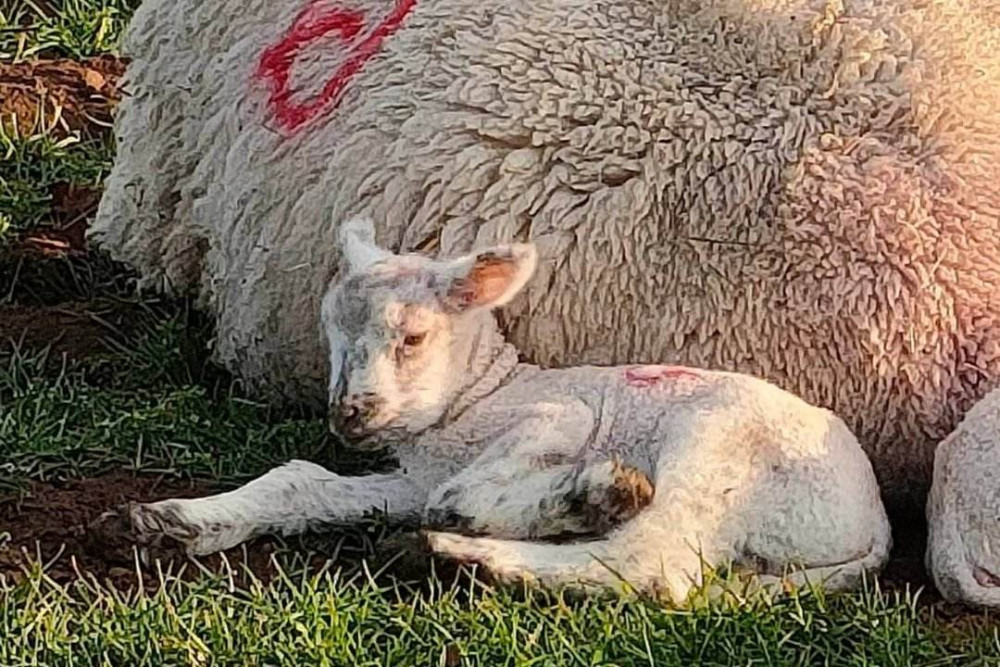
[
  {"x1": 100, "y1": 218, "x2": 891, "y2": 603},
  {"x1": 88, "y1": 0, "x2": 1000, "y2": 515}
]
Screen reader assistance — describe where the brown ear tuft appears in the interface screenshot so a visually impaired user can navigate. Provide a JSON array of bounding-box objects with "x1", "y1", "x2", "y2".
[
  {"x1": 448, "y1": 253, "x2": 520, "y2": 309},
  {"x1": 440, "y1": 243, "x2": 537, "y2": 312}
]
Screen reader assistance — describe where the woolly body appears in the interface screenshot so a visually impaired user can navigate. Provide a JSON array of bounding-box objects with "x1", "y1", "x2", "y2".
[{"x1": 89, "y1": 0, "x2": 1000, "y2": 511}]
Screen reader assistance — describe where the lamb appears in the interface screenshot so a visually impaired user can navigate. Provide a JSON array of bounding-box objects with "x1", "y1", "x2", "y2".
[
  {"x1": 97, "y1": 216, "x2": 891, "y2": 602},
  {"x1": 87, "y1": 0, "x2": 1000, "y2": 514},
  {"x1": 926, "y1": 387, "x2": 1000, "y2": 608}
]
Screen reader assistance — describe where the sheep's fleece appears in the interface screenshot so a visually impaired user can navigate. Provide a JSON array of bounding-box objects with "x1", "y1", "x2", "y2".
[{"x1": 89, "y1": 0, "x2": 1000, "y2": 510}]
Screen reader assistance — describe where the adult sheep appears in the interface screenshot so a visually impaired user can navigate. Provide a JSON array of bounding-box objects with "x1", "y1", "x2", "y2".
[{"x1": 89, "y1": 0, "x2": 1000, "y2": 515}]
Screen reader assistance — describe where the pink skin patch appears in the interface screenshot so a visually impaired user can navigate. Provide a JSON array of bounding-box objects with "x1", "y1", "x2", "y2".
[
  {"x1": 624, "y1": 365, "x2": 703, "y2": 388},
  {"x1": 973, "y1": 566, "x2": 1000, "y2": 588},
  {"x1": 255, "y1": 0, "x2": 418, "y2": 132}
]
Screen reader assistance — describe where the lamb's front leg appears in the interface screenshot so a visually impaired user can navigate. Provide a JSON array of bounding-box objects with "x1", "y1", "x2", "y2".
[
  {"x1": 425, "y1": 458, "x2": 654, "y2": 539},
  {"x1": 423, "y1": 399, "x2": 654, "y2": 539},
  {"x1": 89, "y1": 460, "x2": 425, "y2": 558}
]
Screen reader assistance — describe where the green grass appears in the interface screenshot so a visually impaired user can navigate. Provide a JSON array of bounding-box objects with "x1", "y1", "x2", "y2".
[
  {"x1": 0, "y1": 307, "x2": 394, "y2": 495},
  {"x1": 1, "y1": 564, "x2": 999, "y2": 666},
  {"x1": 0, "y1": 0, "x2": 140, "y2": 61},
  {"x1": 0, "y1": 122, "x2": 115, "y2": 242},
  {"x1": 0, "y1": 0, "x2": 132, "y2": 244}
]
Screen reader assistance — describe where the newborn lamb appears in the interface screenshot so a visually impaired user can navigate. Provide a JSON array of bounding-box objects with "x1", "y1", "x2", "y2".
[{"x1": 95, "y1": 216, "x2": 891, "y2": 603}]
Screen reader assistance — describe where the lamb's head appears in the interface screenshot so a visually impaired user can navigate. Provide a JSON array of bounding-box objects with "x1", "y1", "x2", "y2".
[{"x1": 321, "y1": 216, "x2": 537, "y2": 446}]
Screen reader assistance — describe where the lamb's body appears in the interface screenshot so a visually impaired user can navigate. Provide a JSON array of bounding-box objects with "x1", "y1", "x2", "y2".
[
  {"x1": 110, "y1": 231, "x2": 890, "y2": 602},
  {"x1": 417, "y1": 362, "x2": 891, "y2": 598},
  {"x1": 88, "y1": 0, "x2": 1000, "y2": 511},
  {"x1": 926, "y1": 387, "x2": 1000, "y2": 608}
]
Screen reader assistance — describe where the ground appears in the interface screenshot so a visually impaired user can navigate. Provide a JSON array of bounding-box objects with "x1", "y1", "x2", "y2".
[{"x1": 1, "y1": 2, "x2": 999, "y2": 664}]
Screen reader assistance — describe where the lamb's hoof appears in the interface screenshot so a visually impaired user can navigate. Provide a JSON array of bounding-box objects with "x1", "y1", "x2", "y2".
[
  {"x1": 85, "y1": 503, "x2": 193, "y2": 566},
  {"x1": 571, "y1": 460, "x2": 655, "y2": 533},
  {"x1": 85, "y1": 505, "x2": 138, "y2": 564},
  {"x1": 422, "y1": 532, "x2": 507, "y2": 585}
]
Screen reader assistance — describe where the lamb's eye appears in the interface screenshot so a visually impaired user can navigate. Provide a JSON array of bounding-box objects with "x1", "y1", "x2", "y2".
[{"x1": 403, "y1": 333, "x2": 426, "y2": 348}]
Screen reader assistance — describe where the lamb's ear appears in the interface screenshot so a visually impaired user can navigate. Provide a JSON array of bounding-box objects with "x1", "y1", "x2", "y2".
[
  {"x1": 339, "y1": 215, "x2": 392, "y2": 273},
  {"x1": 439, "y1": 244, "x2": 538, "y2": 312}
]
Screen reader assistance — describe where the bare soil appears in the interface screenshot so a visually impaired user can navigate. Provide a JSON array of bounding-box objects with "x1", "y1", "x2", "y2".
[
  {"x1": 46, "y1": 179, "x2": 103, "y2": 243},
  {"x1": 0, "y1": 56, "x2": 127, "y2": 136},
  {"x1": 0, "y1": 301, "x2": 143, "y2": 359},
  {"x1": 1, "y1": 162, "x2": 140, "y2": 359},
  {"x1": 0, "y1": 472, "x2": 348, "y2": 591}
]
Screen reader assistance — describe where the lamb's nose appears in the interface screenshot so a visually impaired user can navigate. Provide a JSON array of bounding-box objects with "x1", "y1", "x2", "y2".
[{"x1": 331, "y1": 393, "x2": 381, "y2": 436}]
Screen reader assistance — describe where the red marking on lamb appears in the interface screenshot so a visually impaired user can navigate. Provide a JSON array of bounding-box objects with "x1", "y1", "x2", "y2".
[
  {"x1": 255, "y1": 0, "x2": 417, "y2": 132},
  {"x1": 624, "y1": 365, "x2": 703, "y2": 388}
]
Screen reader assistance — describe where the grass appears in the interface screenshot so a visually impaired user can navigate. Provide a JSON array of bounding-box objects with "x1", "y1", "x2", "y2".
[
  {"x1": 0, "y1": 0, "x2": 140, "y2": 61},
  {"x1": 0, "y1": 0, "x2": 127, "y2": 244},
  {"x1": 2, "y1": 564, "x2": 999, "y2": 666},
  {"x1": 0, "y1": 122, "x2": 115, "y2": 241},
  {"x1": 0, "y1": 302, "x2": 401, "y2": 495},
  {"x1": 2, "y1": 0, "x2": 1000, "y2": 664}
]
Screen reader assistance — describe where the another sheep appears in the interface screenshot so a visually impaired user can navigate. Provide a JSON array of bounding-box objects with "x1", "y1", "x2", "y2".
[
  {"x1": 926, "y1": 387, "x2": 1000, "y2": 608},
  {"x1": 88, "y1": 0, "x2": 1000, "y2": 513},
  {"x1": 99, "y1": 217, "x2": 891, "y2": 602}
]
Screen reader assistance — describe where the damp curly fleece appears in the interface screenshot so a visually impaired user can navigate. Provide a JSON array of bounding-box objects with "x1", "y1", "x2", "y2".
[{"x1": 89, "y1": 0, "x2": 1000, "y2": 511}]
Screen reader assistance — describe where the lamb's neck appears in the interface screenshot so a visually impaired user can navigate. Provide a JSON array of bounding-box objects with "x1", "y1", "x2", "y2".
[
  {"x1": 443, "y1": 342, "x2": 522, "y2": 423},
  {"x1": 440, "y1": 319, "x2": 522, "y2": 425}
]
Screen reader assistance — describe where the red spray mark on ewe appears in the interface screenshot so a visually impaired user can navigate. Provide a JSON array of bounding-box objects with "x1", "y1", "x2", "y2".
[
  {"x1": 624, "y1": 365, "x2": 704, "y2": 388},
  {"x1": 255, "y1": 0, "x2": 417, "y2": 132}
]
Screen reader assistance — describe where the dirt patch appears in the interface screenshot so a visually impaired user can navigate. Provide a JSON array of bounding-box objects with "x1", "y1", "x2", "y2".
[
  {"x1": 1, "y1": 213, "x2": 136, "y2": 308},
  {"x1": 0, "y1": 301, "x2": 142, "y2": 360},
  {"x1": 2, "y1": 199, "x2": 94, "y2": 267},
  {"x1": 0, "y1": 472, "x2": 442, "y2": 593},
  {"x1": 48, "y1": 180, "x2": 103, "y2": 241},
  {"x1": 5, "y1": 179, "x2": 101, "y2": 260},
  {"x1": 9, "y1": 228, "x2": 88, "y2": 258},
  {"x1": 0, "y1": 472, "x2": 333, "y2": 591},
  {"x1": 1, "y1": 472, "x2": 208, "y2": 589},
  {"x1": 0, "y1": 56, "x2": 126, "y2": 137}
]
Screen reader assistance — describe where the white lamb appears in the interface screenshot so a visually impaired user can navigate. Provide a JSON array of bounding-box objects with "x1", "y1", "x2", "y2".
[
  {"x1": 101, "y1": 217, "x2": 891, "y2": 602},
  {"x1": 926, "y1": 387, "x2": 1000, "y2": 608}
]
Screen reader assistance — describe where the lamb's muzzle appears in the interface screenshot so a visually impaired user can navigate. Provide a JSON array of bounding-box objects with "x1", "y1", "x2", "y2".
[{"x1": 331, "y1": 392, "x2": 385, "y2": 439}]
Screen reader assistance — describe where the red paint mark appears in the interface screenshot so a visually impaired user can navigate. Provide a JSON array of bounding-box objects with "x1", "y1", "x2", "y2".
[
  {"x1": 255, "y1": 0, "x2": 417, "y2": 132},
  {"x1": 624, "y1": 365, "x2": 703, "y2": 388}
]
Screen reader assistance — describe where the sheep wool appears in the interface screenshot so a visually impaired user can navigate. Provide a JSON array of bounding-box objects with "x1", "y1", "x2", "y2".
[{"x1": 89, "y1": 0, "x2": 1000, "y2": 511}]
